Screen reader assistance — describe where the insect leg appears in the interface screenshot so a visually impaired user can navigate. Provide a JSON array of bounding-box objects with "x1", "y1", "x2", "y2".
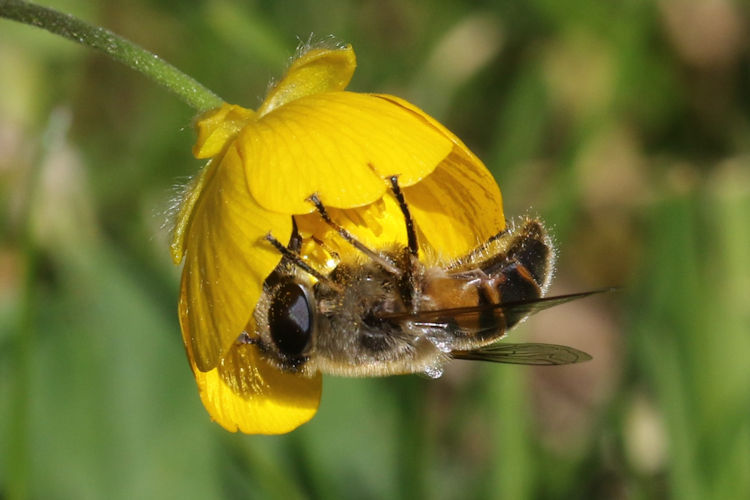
[
  {"x1": 307, "y1": 194, "x2": 401, "y2": 276},
  {"x1": 388, "y1": 175, "x2": 418, "y2": 258},
  {"x1": 387, "y1": 175, "x2": 422, "y2": 312},
  {"x1": 264, "y1": 232, "x2": 340, "y2": 288}
]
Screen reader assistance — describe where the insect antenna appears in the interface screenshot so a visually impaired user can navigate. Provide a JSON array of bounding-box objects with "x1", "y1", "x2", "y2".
[
  {"x1": 307, "y1": 193, "x2": 402, "y2": 276},
  {"x1": 264, "y1": 232, "x2": 341, "y2": 290}
]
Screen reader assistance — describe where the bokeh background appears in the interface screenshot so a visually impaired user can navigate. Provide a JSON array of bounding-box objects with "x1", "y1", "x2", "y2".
[{"x1": 2, "y1": 1, "x2": 750, "y2": 498}]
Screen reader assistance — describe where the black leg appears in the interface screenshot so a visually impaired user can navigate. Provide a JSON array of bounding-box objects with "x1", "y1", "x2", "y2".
[
  {"x1": 287, "y1": 218, "x2": 303, "y2": 253},
  {"x1": 388, "y1": 176, "x2": 422, "y2": 312},
  {"x1": 264, "y1": 232, "x2": 339, "y2": 288},
  {"x1": 388, "y1": 176, "x2": 419, "y2": 259},
  {"x1": 307, "y1": 194, "x2": 401, "y2": 276}
]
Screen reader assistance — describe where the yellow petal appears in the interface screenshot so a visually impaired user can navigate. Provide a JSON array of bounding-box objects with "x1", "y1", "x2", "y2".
[
  {"x1": 239, "y1": 91, "x2": 453, "y2": 214},
  {"x1": 172, "y1": 103, "x2": 257, "y2": 264},
  {"x1": 257, "y1": 44, "x2": 357, "y2": 117},
  {"x1": 181, "y1": 144, "x2": 292, "y2": 371},
  {"x1": 367, "y1": 94, "x2": 506, "y2": 259},
  {"x1": 372, "y1": 93, "x2": 485, "y2": 163},
  {"x1": 192, "y1": 103, "x2": 256, "y2": 159},
  {"x1": 180, "y1": 301, "x2": 321, "y2": 434},
  {"x1": 170, "y1": 157, "x2": 220, "y2": 264},
  {"x1": 404, "y1": 148, "x2": 505, "y2": 262}
]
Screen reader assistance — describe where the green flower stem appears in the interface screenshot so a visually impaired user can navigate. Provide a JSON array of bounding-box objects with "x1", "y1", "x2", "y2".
[{"x1": 0, "y1": 0, "x2": 224, "y2": 112}]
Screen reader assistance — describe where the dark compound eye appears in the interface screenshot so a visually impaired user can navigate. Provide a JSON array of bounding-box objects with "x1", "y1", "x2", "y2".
[{"x1": 268, "y1": 281, "x2": 314, "y2": 358}]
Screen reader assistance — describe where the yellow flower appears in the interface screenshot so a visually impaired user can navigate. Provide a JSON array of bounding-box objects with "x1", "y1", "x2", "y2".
[{"x1": 171, "y1": 44, "x2": 505, "y2": 434}]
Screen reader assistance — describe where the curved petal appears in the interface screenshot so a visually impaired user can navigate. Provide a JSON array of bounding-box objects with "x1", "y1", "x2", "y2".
[
  {"x1": 367, "y1": 94, "x2": 505, "y2": 259},
  {"x1": 181, "y1": 144, "x2": 292, "y2": 371},
  {"x1": 239, "y1": 91, "x2": 453, "y2": 214},
  {"x1": 404, "y1": 148, "x2": 505, "y2": 262},
  {"x1": 181, "y1": 304, "x2": 321, "y2": 434},
  {"x1": 371, "y1": 94, "x2": 486, "y2": 164},
  {"x1": 257, "y1": 45, "x2": 357, "y2": 117},
  {"x1": 192, "y1": 104, "x2": 256, "y2": 159},
  {"x1": 170, "y1": 158, "x2": 220, "y2": 264},
  {"x1": 172, "y1": 104, "x2": 257, "y2": 264}
]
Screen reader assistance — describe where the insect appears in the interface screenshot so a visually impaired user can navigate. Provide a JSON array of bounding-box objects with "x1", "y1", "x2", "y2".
[{"x1": 243, "y1": 176, "x2": 599, "y2": 379}]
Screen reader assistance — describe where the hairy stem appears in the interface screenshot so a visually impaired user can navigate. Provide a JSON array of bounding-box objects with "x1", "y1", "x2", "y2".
[{"x1": 0, "y1": 0, "x2": 224, "y2": 112}]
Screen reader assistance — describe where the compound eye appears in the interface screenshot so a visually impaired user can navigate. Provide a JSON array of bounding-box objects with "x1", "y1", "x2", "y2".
[{"x1": 268, "y1": 281, "x2": 314, "y2": 358}]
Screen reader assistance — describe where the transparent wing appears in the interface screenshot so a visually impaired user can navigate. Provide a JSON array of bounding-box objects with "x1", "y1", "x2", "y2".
[
  {"x1": 388, "y1": 288, "x2": 617, "y2": 324},
  {"x1": 381, "y1": 289, "x2": 614, "y2": 324},
  {"x1": 451, "y1": 342, "x2": 592, "y2": 365}
]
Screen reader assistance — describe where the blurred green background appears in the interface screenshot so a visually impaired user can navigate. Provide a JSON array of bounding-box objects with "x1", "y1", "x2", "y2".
[{"x1": 2, "y1": 1, "x2": 750, "y2": 499}]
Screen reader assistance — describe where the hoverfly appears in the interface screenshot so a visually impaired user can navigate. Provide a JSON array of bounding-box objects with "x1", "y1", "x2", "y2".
[{"x1": 245, "y1": 176, "x2": 601, "y2": 378}]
